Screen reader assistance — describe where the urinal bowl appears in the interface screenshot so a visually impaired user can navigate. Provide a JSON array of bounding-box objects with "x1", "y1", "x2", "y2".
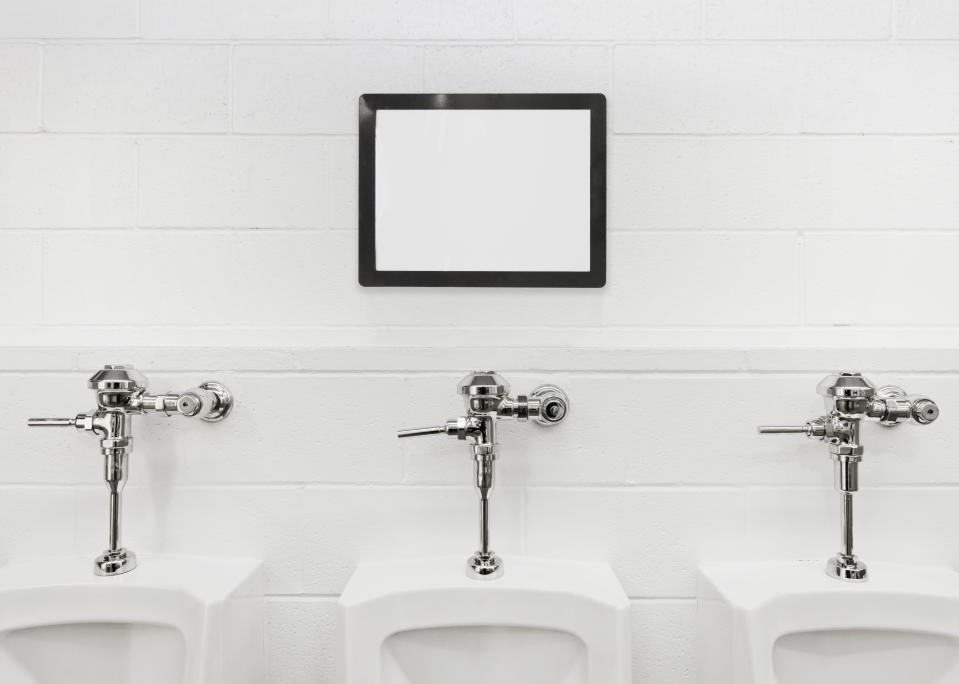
[
  {"x1": 340, "y1": 556, "x2": 631, "y2": 684},
  {"x1": 698, "y1": 561, "x2": 959, "y2": 684},
  {"x1": 0, "y1": 555, "x2": 264, "y2": 684}
]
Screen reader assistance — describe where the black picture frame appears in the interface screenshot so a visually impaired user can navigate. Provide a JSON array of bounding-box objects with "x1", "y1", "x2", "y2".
[{"x1": 358, "y1": 93, "x2": 606, "y2": 288}]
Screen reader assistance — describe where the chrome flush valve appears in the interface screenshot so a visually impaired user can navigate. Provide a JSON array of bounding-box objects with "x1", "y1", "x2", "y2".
[
  {"x1": 398, "y1": 371, "x2": 569, "y2": 580},
  {"x1": 759, "y1": 371, "x2": 939, "y2": 582},
  {"x1": 28, "y1": 365, "x2": 233, "y2": 576}
]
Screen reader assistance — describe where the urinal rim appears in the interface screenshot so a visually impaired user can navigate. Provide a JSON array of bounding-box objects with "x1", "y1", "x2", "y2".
[
  {"x1": 0, "y1": 554, "x2": 265, "y2": 684},
  {"x1": 340, "y1": 555, "x2": 632, "y2": 684},
  {"x1": 697, "y1": 560, "x2": 959, "y2": 684}
]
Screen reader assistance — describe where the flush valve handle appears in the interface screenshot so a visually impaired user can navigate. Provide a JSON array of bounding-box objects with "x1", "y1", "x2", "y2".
[
  {"x1": 757, "y1": 418, "x2": 827, "y2": 439},
  {"x1": 397, "y1": 417, "x2": 484, "y2": 441},
  {"x1": 27, "y1": 417, "x2": 80, "y2": 427},
  {"x1": 397, "y1": 425, "x2": 448, "y2": 438}
]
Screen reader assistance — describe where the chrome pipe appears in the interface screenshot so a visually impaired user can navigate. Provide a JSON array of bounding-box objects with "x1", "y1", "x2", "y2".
[
  {"x1": 757, "y1": 425, "x2": 808, "y2": 434},
  {"x1": 27, "y1": 417, "x2": 75, "y2": 427},
  {"x1": 841, "y1": 492, "x2": 854, "y2": 559},
  {"x1": 398, "y1": 426, "x2": 447, "y2": 438},
  {"x1": 108, "y1": 487, "x2": 121, "y2": 551}
]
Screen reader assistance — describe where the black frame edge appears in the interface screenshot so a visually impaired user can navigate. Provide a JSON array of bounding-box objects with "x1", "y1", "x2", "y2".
[{"x1": 358, "y1": 93, "x2": 607, "y2": 288}]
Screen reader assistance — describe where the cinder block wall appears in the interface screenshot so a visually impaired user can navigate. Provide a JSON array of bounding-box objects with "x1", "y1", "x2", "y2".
[{"x1": 2, "y1": 2, "x2": 959, "y2": 682}]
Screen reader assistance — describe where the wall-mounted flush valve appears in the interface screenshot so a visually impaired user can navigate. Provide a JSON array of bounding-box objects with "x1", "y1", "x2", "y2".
[
  {"x1": 28, "y1": 365, "x2": 233, "y2": 577},
  {"x1": 398, "y1": 371, "x2": 569, "y2": 580},
  {"x1": 758, "y1": 371, "x2": 939, "y2": 582}
]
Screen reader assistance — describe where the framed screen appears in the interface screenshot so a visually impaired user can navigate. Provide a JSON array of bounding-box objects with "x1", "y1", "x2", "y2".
[{"x1": 358, "y1": 93, "x2": 606, "y2": 287}]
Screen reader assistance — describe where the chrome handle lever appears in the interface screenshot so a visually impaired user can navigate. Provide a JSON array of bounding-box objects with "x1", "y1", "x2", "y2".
[
  {"x1": 757, "y1": 425, "x2": 808, "y2": 434},
  {"x1": 398, "y1": 426, "x2": 448, "y2": 438},
  {"x1": 758, "y1": 418, "x2": 827, "y2": 439},
  {"x1": 27, "y1": 417, "x2": 78, "y2": 427}
]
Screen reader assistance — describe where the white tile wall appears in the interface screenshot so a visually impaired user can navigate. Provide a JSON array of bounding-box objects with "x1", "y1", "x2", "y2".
[
  {"x1": 0, "y1": 0, "x2": 136, "y2": 38},
  {"x1": 3, "y1": 1, "x2": 959, "y2": 683},
  {"x1": 138, "y1": 138, "x2": 330, "y2": 227},
  {"x1": 423, "y1": 45, "x2": 611, "y2": 92},
  {"x1": 513, "y1": 0, "x2": 701, "y2": 41},
  {"x1": 897, "y1": 0, "x2": 959, "y2": 39},
  {"x1": 266, "y1": 598, "x2": 341, "y2": 684},
  {"x1": 631, "y1": 601, "x2": 696, "y2": 683},
  {"x1": 804, "y1": 233, "x2": 959, "y2": 325},
  {"x1": 140, "y1": 0, "x2": 330, "y2": 39},
  {"x1": 704, "y1": 0, "x2": 892, "y2": 39},
  {"x1": 43, "y1": 44, "x2": 230, "y2": 133},
  {"x1": 232, "y1": 45, "x2": 422, "y2": 134},
  {"x1": 614, "y1": 45, "x2": 959, "y2": 134},
  {"x1": 0, "y1": 233, "x2": 42, "y2": 325},
  {"x1": 610, "y1": 137, "x2": 959, "y2": 230},
  {"x1": 0, "y1": 45, "x2": 42, "y2": 131},
  {"x1": 328, "y1": 0, "x2": 515, "y2": 40},
  {"x1": 0, "y1": 136, "x2": 137, "y2": 228}
]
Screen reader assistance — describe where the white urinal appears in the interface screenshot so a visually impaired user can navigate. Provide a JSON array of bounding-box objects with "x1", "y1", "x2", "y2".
[
  {"x1": 0, "y1": 555, "x2": 264, "y2": 684},
  {"x1": 698, "y1": 561, "x2": 959, "y2": 684},
  {"x1": 340, "y1": 556, "x2": 631, "y2": 684}
]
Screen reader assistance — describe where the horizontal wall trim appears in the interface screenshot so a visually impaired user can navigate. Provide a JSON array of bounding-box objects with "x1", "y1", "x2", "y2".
[{"x1": 2, "y1": 333, "x2": 959, "y2": 372}]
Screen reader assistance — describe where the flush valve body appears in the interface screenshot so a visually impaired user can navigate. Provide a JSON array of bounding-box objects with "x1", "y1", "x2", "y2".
[
  {"x1": 758, "y1": 371, "x2": 938, "y2": 582},
  {"x1": 398, "y1": 371, "x2": 569, "y2": 580},
  {"x1": 28, "y1": 365, "x2": 233, "y2": 576}
]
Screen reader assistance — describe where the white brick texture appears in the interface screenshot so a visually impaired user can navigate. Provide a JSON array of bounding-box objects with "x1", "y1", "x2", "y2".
[
  {"x1": 514, "y1": 0, "x2": 701, "y2": 40},
  {"x1": 232, "y1": 46, "x2": 421, "y2": 134},
  {"x1": 138, "y1": 138, "x2": 330, "y2": 227},
  {"x1": 328, "y1": 0, "x2": 514, "y2": 40},
  {"x1": 0, "y1": 136, "x2": 137, "y2": 228},
  {"x1": 615, "y1": 45, "x2": 959, "y2": 134},
  {"x1": 897, "y1": 0, "x2": 959, "y2": 39},
  {"x1": 0, "y1": 233, "x2": 42, "y2": 325},
  {"x1": 705, "y1": 0, "x2": 892, "y2": 39},
  {"x1": 43, "y1": 45, "x2": 230, "y2": 133},
  {"x1": 0, "y1": 0, "x2": 136, "y2": 38},
  {"x1": 140, "y1": 0, "x2": 330, "y2": 39},
  {"x1": 611, "y1": 137, "x2": 959, "y2": 230},
  {"x1": 423, "y1": 45, "x2": 610, "y2": 93},
  {"x1": 0, "y1": 45, "x2": 41, "y2": 131}
]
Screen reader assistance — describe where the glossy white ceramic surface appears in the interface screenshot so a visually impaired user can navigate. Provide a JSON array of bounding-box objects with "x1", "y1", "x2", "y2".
[
  {"x1": 698, "y1": 561, "x2": 959, "y2": 684},
  {"x1": 0, "y1": 555, "x2": 264, "y2": 684},
  {"x1": 340, "y1": 555, "x2": 630, "y2": 684}
]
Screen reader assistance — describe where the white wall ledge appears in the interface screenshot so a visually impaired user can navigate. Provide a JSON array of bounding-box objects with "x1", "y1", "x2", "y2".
[{"x1": 0, "y1": 337, "x2": 957, "y2": 373}]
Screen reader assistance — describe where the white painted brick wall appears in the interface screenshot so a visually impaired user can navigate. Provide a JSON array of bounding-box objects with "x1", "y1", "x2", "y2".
[
  {"x1": 43, "y1": 44, "x2": 230, "y2": 133},
  {"x1": 0, "y1": 45, "x2": 41, "y2": 131},
  {"x1": 614, "y1": 45, "x2": 959, "y2": 134},
  {"x1": 3, "y1": 2, "x2": 959, "y2": 683},
  {"x1": 138, "y1": 138, "x2": 331, "y2": 227},
  {"x1": 329, "y1": 0, "x2": 515, "y2": 40},
  {"x1": 897, "y1": 0, "x2": 959, "y2": 39},
  {"x1": 422, "y1": 45, "x2": 611, "y2": 92},
  {"x1": 704, "y1": 0, "x2": 892, "y2": 39},
  {"x1": 513, "y1": 0, "x2": 701, "y2": 41},
  {"x1": 610, "y1": 137, "x2": 959, "y2": 230},
  {"x1": 141, "y1": 0, "x2": 330, "y2": 39},
  {"x1": 0, "y1": 137, "x2": 137, "y2": 228},
  {"x1": 0, "y1": 0, "x2": 136, "y2": 38},
  {"x1": 233, "y1": 45, "x2": 422, "y2": 134}
]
